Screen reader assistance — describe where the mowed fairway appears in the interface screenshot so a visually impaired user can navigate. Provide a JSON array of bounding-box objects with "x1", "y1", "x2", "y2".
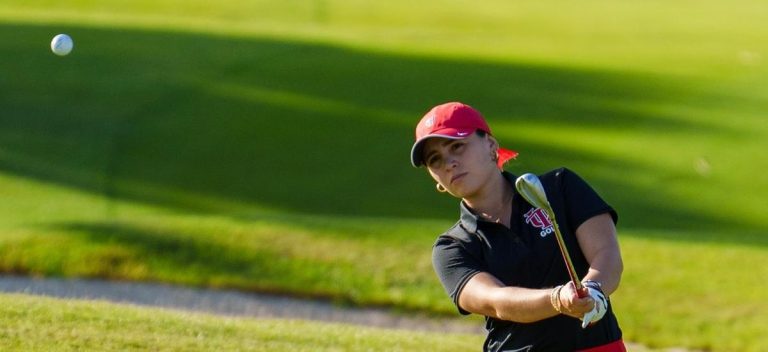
[{"x1": 1, "y1": 1, "x2": 767, "y2": 351}]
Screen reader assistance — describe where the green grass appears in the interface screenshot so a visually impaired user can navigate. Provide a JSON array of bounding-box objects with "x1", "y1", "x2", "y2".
[
  {"x1": 617, "y1": 233, "x2": 768, "y2": 350},
  {"x1": 0, "y1": 293, "x2": 483, "y2": 351},
  {"x1": 0, "y1": 1, "x2": 767, "y2": 351}
]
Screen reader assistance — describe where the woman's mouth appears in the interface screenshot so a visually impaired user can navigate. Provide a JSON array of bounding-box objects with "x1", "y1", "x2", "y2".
[{"x1": 451, "y1": 172, "x2": 467, "y2": 184}]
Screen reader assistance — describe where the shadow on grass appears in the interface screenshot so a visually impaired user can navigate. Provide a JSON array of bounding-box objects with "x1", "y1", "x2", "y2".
[{"x1": 0, "y1": 22, "x2": 763, "y2": 245}]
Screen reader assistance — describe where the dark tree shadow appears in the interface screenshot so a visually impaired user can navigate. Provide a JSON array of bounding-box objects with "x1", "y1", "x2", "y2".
[{"x1": 0, "y1": 23, "x2": 764, "y2": 246}]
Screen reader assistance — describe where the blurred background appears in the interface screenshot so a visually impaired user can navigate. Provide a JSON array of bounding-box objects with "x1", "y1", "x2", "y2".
[{"x1": 1, "y1": 1, "x2": 766, "y2": 351}]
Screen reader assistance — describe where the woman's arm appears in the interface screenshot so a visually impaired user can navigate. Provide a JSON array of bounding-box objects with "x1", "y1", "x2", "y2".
[
  {"x1": 457, "y1": 272, "x2": 594, "y2": 323},
  {"x1": 575, "y1": 213, "x2": 623, "y2": 295}
]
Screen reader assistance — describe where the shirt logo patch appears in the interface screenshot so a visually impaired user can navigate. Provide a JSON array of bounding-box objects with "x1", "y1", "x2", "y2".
[{"x1": 524, "y1": 208, "x2": 555, "y2": 237}]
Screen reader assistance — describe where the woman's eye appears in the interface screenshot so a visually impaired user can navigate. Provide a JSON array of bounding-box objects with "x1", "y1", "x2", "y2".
[
  {"x1": 452, "y1": 143, "x2": 465, "y2": 152},
  {"x1": 427, "y1": 156, "x2": 441, "y2": 167}
]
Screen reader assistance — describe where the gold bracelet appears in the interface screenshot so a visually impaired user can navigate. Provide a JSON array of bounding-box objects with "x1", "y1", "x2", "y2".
[{"x1": 550, "y1": 285, "x2": 563, "y2": 313}]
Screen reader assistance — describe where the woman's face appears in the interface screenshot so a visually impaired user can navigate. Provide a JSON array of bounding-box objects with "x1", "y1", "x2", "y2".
[{"x1": 422, "y1": 133, "x2": 498, "y2": 199}]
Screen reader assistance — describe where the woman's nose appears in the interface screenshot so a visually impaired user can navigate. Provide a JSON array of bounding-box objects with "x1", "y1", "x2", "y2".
[{"x1": 446, "y1": 156, "x2": 459, "y2": 169}]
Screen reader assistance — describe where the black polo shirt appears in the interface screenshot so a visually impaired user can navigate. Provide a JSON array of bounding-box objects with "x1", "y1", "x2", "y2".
[{"x1": 432, "y1": 168, "x2": 622, "y2": 351}]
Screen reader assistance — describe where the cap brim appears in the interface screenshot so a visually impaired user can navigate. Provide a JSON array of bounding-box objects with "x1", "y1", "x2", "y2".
[{"x1": 410, "y1": 129, "x2": 474, "y2": 167}]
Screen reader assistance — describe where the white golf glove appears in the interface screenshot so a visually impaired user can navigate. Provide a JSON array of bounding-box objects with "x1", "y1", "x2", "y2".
[{"x1": 581, "y1": 281, "x2": 608, "y2": 329}]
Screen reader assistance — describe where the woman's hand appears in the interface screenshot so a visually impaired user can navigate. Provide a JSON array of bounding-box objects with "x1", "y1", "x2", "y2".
[
  {"x1": 580, "y1": 282, "x2": 608, "y2": 328},
  {"x1": 556, "y1": 281, "x2": 595, "y2": 319}
]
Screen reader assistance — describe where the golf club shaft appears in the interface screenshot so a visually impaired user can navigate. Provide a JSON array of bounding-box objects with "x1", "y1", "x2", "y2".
[
  {"x1": 515, "y1": 173, "x2": 586, "y2": 297},
  {"x1": 541, "y1": 206, "x2": 586, "y2": 297}
]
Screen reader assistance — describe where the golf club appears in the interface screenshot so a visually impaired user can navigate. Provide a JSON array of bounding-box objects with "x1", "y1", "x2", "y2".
[{"x1": 515, "y1": 173, "x2": 586, "y2": 297}]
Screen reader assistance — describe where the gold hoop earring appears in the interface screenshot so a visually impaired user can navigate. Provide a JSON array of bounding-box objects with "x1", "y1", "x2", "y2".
[{"x1": 436, "y1": 183, "x2": 447, "y2": 193}]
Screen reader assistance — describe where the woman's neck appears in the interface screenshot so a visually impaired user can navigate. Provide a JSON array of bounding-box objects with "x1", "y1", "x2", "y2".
[{"x1": 464, "y1": 172, "x2": 514, "y2": 227}]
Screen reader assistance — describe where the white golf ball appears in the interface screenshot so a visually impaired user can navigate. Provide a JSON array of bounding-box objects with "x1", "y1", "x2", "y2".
[{"x1": 51, "y1": 34, "x2": 74, "y2": 56}]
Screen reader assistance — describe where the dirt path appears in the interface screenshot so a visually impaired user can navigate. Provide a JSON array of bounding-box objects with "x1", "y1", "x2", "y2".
[{"x1": 0, "y1": 276, "x2": 481, "y2": 334}]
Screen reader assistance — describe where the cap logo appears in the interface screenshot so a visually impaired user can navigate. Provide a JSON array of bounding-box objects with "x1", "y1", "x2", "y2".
[
  {"x1": 456, "y1": 131, "x2": 469, "y2": 136},
  {"x1": 424, "y1": 115, "x2": 435, "y2": 128}
]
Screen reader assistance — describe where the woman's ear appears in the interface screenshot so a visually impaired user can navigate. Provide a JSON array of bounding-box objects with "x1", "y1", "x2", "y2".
[{"x1": 487, "y1": 135, "x2": 500, "y2": 152}]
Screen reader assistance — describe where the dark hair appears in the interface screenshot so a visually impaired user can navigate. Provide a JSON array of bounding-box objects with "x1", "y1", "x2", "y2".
[{"x1": 475, "y1": 130, "x2": 487, "y2": 137}]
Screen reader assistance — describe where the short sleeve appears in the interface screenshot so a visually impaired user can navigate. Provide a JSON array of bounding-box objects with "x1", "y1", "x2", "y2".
[
  {"x1": 557, "y1": 168, "x2": 618, "y2": 230},
  {"x1": 432, "y1": 234, "x2": 485, "y2": 315}
]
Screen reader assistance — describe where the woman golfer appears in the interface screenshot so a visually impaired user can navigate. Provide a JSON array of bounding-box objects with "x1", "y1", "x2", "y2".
[{"x1": 411, "y1": 102, "x2": 625, "y2": 351}]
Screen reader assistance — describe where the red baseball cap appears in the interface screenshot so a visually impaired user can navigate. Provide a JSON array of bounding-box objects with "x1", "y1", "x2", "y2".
[{"x1": 410, "y1": 102, "x2": 518, "y2": 168}]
